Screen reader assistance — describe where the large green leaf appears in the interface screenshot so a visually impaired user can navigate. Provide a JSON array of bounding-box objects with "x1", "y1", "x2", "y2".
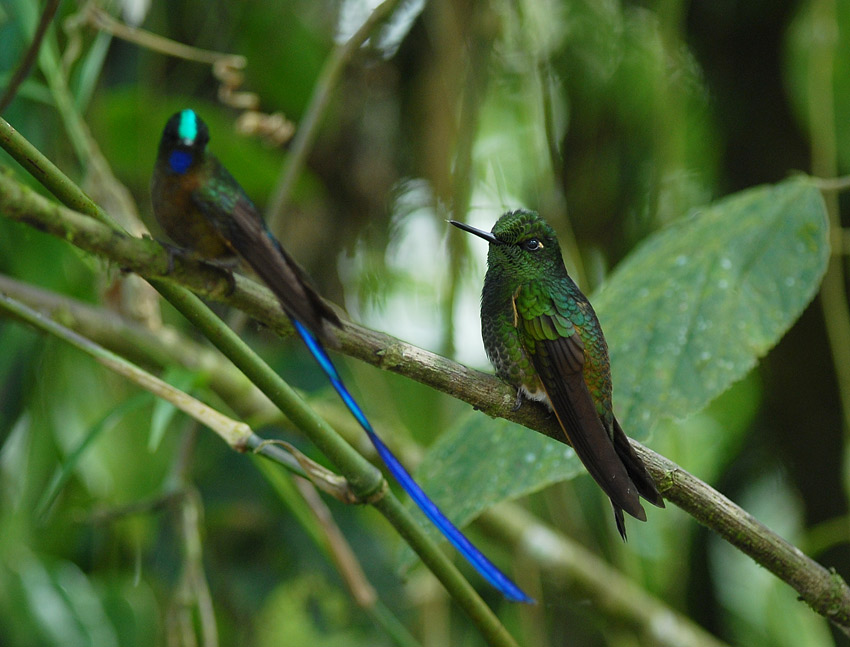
[
  {"x1": 410, "y1": 178, "x2": 829, "y2": 543},
  {"x1": 412, "y1": 414, "x2": 583, "y2": 530},
  {"x1": 598, "y1": 177, "x2": 829, "y2": 438}
]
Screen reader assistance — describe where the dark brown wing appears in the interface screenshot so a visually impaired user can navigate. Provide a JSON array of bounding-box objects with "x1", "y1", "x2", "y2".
[
  {"x1": 612, "y1": 417, "x2": 665, "y2": 508},
  {"x1": 532, "y1": 330, "x2": 647, "y2": 522},
  {"x1": 192, "y1": 165, "x2": 341, "y2": 342},
  {"x1": 514, "y1": 294, "x2": 646, "y2": 524}
]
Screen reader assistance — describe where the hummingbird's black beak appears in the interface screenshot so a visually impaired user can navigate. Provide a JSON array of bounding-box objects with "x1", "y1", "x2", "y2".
[{"x1": 449, "y1": 220, "x2": 499, "y2": 244}]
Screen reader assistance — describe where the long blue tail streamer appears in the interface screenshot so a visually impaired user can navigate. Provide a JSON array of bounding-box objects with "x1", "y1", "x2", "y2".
[{"x1": 292, "y1": 320, "x2": 533, "y2": 603}]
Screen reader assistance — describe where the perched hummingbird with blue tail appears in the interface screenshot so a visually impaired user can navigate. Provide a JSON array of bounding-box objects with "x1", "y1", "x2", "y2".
[
  {"x1": 450, "y1": 210, "x2": 664, "y2": 539},
  {"x1": 152, "y1": 109, "x2": 532, "y2": 602},
  {"x1": 151, "y1": 109, "x2": 340, "y2": 340}
]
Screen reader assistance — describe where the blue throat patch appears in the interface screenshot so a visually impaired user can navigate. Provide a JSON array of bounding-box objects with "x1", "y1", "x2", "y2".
[{"x1": 168, "y1": 150, "x2": 193, "y2": 174}]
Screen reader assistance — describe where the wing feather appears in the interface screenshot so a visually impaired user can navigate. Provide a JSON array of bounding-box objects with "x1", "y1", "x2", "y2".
[
  {"x1": 192, "y1": 165, "x2": 340, "y2": 340},
  {"x1": 514, "y1": 290, "x2": 646, "y2": 521}
]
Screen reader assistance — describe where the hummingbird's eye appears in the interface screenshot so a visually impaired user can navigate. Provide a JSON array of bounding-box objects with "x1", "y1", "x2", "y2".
[{"x1": 523, "y1": 238, "x2": 542, "y2": 251}]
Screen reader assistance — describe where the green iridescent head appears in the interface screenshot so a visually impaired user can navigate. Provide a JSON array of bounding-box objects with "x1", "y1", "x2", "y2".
[
  {"x1": 158, "y1": 109, "x2": 210, "y2": 174},
  {"x1": 450, "y1": 209, "x2": 566, "y2": 279}
]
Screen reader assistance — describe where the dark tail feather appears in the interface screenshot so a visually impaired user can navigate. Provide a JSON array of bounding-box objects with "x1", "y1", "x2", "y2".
[
  {"x1": 251, "y1": 235, "x2": 342, "y2": 347},
  {"x1": 612, "y1": 418, "x2": 665, "y2": 509},
  {"x1": 217, "y1": 197, "x2": 341, "y2": 346},
  {"x1": 292, "y1": 320, "x2": 534, "y2": 604},
  {"x1": 613, "y1": 504, "x2": 627, "y2": 541}
]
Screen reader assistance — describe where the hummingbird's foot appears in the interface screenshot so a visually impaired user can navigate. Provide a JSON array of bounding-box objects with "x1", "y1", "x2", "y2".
[
  {"x1": 221, "y1": 268, "x2": 237, "y2": 296},
  {"x1": 512, "y1": 390, "x2": 524, "y2": 411},
  {"x1": 157, "y1": 241, "x2": 188, "y2": 275},
  {"x1": 201, "y1": 260, "x2": 238, "y2": 297},
  {"x1": 204, "y1": 256, "x2": 242, "y2": 297},
  {"x1": 205, "y1": 255, "x2": 241, "y2": 271}
]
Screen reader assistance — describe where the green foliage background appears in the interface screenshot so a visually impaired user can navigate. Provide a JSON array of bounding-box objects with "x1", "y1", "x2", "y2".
[{"x1": 0, "y1": 0, "x2": 848, "y2": 646}]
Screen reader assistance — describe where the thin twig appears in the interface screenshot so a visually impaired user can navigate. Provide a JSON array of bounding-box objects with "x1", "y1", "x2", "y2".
[
  {"x1": 266, "y1": 0, "x2": 402, "y2": 229},
  {"x1": 0, "y1": 0, "x2": 61, "y2": 113},
  {"x1": 177, "y1": 489, "x2": 219, "y2": 647},
  {"x1": 0, "y1": 292, "x2": 263, "y2": 454},
  {"x1": 293, "y1": 475, "x2": 378, "y2": 606},
  {"x1": 83, "y1": 4, "x2": 240, "y2": 66},
  {"x1": 0, "y1": 274, "x2": 279, "y2": 424},
  {"x1": 75, "y1": 5, "x2": 293, "y2": 145},
  {"x1": 811, "y1": 175, "x2": 850, "y2": 192},
  {"x1": 808, "y1": 0, "x2": 850, "y2": 448}
]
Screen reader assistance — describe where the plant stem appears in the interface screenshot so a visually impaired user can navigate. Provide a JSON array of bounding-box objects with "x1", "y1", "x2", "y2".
[
  {"x1": 808, "y1": 0, "x2": 850, "y2": 441},
  {"x1": 0, "y1": 115, "x2": 113, "y2": 222},
  {"x1": 0, "y1": 0, "x2": 61, "y2": 113},
  {"x1": 481, "y1": 503, "x2": 730, "y2": 647},
  {"x1": 266, "y1": 0, "x2": 402, "y2": 229}
]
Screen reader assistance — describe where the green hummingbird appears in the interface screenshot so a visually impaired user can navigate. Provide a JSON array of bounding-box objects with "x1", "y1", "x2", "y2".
[
  {"x1": 451, "y1": 210, "x2": 664, "y2": 539},
  {"x1": 151, "y1": 109, "x2": 340, "y2": 339}
]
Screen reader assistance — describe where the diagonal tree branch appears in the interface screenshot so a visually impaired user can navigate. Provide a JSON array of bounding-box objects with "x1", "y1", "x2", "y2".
[{"x1": 0, "y1": 0, "x2": 61, "y2": 113}]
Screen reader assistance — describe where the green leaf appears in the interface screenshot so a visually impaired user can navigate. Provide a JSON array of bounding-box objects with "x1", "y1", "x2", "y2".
[
  {"x1": 9, "y1": 555, "x2": 120, "y2": 647},
  {"x1": 595, "y1": 177, "x2": 829, "y2": 439},
  {"x1": 411, "y1": 413, "x2": 583, "y2": 528},
  {"x1": 411, "y1": 177, "x2": 828, "y2": 545},
  {"x1": 36, "y1": 394, "x2": 150, "y2": 520}
]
